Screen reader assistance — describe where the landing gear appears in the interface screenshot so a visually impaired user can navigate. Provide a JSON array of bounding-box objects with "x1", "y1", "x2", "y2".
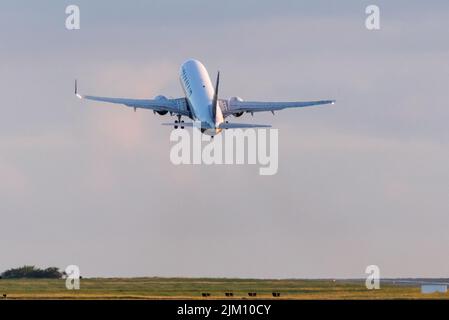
[{"x1": 174, "y1": 114, "x2": 184, "y2": 129}]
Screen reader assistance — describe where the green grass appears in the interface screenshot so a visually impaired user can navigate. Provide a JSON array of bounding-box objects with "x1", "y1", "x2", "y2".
[{"x1": 0, "y1": 277, "x2": 447, "y2": 299}]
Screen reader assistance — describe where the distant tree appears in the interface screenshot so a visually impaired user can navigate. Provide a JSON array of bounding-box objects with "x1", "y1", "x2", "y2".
[{"x1": 1, "y1": 266, "x2": 63, "y2": 279}]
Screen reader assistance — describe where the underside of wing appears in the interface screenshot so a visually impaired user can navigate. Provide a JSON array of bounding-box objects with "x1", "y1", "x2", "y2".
[
  {"x1": 75, "y1": 81, "x2": 190, "y2": 117},
  {"x1": 80, "y1": 95, "x2": 191, "y2": 117},
  {"x1": 222, "y1": 98, "x2": 335, "y2": 117}
]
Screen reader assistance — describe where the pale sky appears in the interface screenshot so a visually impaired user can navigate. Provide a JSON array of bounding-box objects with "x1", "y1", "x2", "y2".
[{"x1": 1, "y1": 0, "x2": 449, "y2": 278}]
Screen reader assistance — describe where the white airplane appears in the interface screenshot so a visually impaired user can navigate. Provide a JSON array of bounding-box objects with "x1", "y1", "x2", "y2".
[{"x1": 75, "y1": 59, "x2": 335, "y2": 136}]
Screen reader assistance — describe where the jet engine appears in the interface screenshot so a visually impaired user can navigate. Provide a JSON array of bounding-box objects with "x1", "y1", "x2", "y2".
[
  {"x1": 154, "y1": 95, "x2": 168, "y2": 115},
  {"x1": 229, "y1": 97, "x2": 244, "y2": 117}
]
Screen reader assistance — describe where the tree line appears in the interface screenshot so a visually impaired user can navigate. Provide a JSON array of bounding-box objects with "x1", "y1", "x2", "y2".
[{"x1": 0, "y1": 265, "x2": 63, "y2": 279}]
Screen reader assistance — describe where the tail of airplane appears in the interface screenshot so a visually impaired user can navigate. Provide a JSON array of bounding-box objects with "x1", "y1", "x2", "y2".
[
  {"x1": 211, "y1": 71, "x2": 219, "y2": 124},
  {"x1": 209, "y1": 72, "x2": 271, "y2": 129}
]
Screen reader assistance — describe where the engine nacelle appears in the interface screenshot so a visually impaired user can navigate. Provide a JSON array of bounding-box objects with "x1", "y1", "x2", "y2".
[
  {"x1": 229, "y1": 97, "x2": 244, "y2": 117},
  {"x1": 154, "y1": 95, "x2": 168, "y2": 115},
  {"x1": 230, "y1": 96, "x2": 243, "y2": 103},
  {"x1": 154, "y1": 95, "x2": 168, "y2": 101}
]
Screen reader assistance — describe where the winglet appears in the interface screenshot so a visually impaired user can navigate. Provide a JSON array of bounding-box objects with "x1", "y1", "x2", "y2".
[{"x1": 75, "y1": 80, "x2": 82, "y2": 99}]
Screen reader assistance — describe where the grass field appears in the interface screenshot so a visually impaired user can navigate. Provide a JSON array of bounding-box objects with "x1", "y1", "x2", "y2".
[{"x1": 0, "y1": 277, "x2": 447, "y2": 299}]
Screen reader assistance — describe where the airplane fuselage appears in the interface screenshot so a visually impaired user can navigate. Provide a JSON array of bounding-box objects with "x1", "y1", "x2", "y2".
[{"x1": 179, "y1": 59, "x2": 224, "y2": 136}]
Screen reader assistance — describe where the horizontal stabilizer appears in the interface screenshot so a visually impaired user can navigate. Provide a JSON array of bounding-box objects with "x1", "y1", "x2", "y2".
[
  {"x1": 219, "y1": 123, "x2": 271, "y2": 129},
  {"x1": 161, "y1": 122, "x2": 194, "y2": 127},
  {"x1": 162, "y1": 122, "x2": 271, "y2": 129}
]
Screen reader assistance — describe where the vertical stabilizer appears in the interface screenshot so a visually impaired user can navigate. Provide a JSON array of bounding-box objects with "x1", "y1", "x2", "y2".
[{"x1": 211, "y1": 71, "x2": 220, "y2": 125}]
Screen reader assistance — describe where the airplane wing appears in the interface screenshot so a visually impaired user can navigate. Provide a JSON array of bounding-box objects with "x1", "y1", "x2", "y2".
[
  {"x1": 75, "y1": 81, "x2": 191, "y2": 117},
  {"x1": 221, "y1": 99, "x2": 335, "y2": 117}
]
